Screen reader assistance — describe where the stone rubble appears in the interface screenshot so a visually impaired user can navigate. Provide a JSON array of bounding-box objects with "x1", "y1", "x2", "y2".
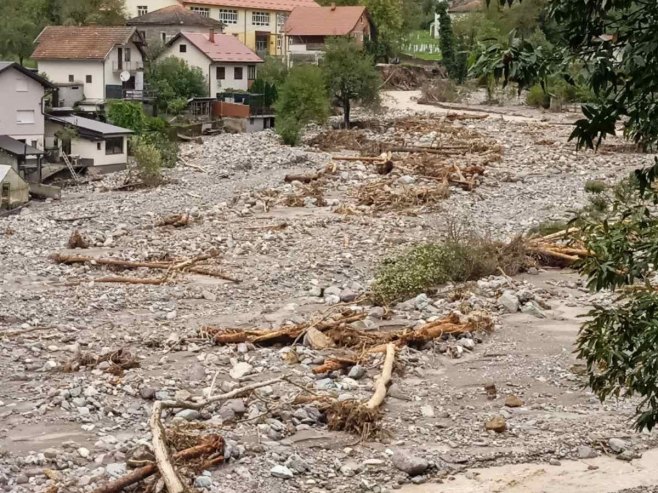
[{"x1": 0, "y1": 98, "x2": 656, "y2": 492}]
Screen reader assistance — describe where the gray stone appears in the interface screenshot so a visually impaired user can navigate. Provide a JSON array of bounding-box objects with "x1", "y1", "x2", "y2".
[
  {"x1": 315, "y1": 378, "x2": 334, "y2": 390},
  {"x1": 324, "y1": 286, "x2": 342, "y2": 297},
  {"x1": 340, "y1": 289, "x2": 358, "y2": 303},
  {"x1": 308, "y1": 286, "x2": 323, "y2": 297},
  {"x1": 225, "y1": 398, "x2": 246, "y2": 415},
  {"x1": 456, "y1": 338, "x2": 475, "y2": 349},
  {"x1": 202, "y1": 291, "x2": 217, "y2": 302},
  {"x1": 392, "y1": 450, "x2": 429, "y2": 476},
  {"x1": 368, "y1": 307, "x2": 385, "y2": 320},
  {"x1": 608, "y1": 438, "x2": 628, "y2": 453},
  {"x1": 270, "y1": 465, "x2": 294, "y2": 479},
  {"x1": 229, "y1": 362, "x2": 253, "y2": 380},
  {"x1": 414, "y1": 293, "x2": 430, "y2": 310},
  {"x1": 520, "y1": 301, "x2": 547, "y2": 318},
  {"x1": 324, "y1": 294, "x2": 341, "y2": 305},
  {"x1": 78, "y1": 447, "x2": 90, "y2": 458},
  {"x1": 285, "y1": 454, "x2": 310, "y2": 474},
  {"x1": 577, "y1": 446, "x2": 597, "y2": 459},
  {"x1": 340, "y1": 461, "x2": 361, "y2": 477},
  {"x1": 498, "y1": 291, "x2": 520, "y2": 313},
  {"x1": 194, "y1": 476, "x2": 213, "y2": 488},
  {"x1": 420, "y1": 405, "x2": 434, "y2": 418},
  {"x1": 106, "y1": 463, "x2": 127, "y2": 478},
  {"x1": 176, "y1": 409, "x2": 201, "y2": 421},
  {"x1": 348, "y1": 365, "x2": 367, "y2": 380},
  {"x1": 189, "y1": 364, "x2": 207, "y2": 382}
]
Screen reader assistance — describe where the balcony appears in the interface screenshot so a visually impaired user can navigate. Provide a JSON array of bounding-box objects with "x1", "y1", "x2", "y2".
[{"x1": 111, "y1": 61, "x2": 144, "y2": 73}]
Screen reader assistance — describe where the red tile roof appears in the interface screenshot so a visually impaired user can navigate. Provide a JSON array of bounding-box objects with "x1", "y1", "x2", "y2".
[
  {"x1": 32, "y1": 26, "x2": 139, "y2": 60},
  {"x1": 284, "y1": 5, "x2": 367, "y2": 36},
  {"x1": 175, "y1": 32, "x2": 263, "y2": 63},
  {"x1": 183, "y1": 0, "x2": 318, "y2": 13}
]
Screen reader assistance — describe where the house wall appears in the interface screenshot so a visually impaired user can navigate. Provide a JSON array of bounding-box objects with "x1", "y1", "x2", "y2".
[
  {"x1": 0, "y1": 167, "x2": 29, "y2": 208},
  {"x1": 38, "y1": 60, "x2": 105, "y2": 100},
  {"x1": 71, "y1": 137, "x2": 128, "y2": 167},
  {"x1": 161, "y1": 37, "x2": 212, "y2": 95},
  {"x1": 103, "y1": 42, "x2": 145, "y2": 98},
  {"x1": 124, "y1": 0, "x2": 181, "y2": 18},
  {"x1": 0, "y1": 67, "x2": 47, "y2": 149},
  {"x1": 135, "y1": 25, "x2": 214, "y2": 46}
]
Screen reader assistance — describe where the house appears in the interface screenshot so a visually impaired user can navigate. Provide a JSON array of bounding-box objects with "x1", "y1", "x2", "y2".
[
  {"x1": 32, "y1": 26, "x2": 147, "y2": 111},
  {"x1": 0, "y1": 62, "x2": 56, "y2": 151},
  {"x1": 0, "y1": 165, "x2": 29, "y2": 209},
  {"x1": 45, "y1": 115, "x2": 134, "y2": 174},
  {"x1": 124, "y1": 0, "x2": 320, "y2": 56},
  {"x1": 0, "y1": 136, "x2": 46, "y2": 183},
  {"x1": 127, "y1": 4, "x2": 224, "y2": 46},
  {"x1": 160, "y1": 30, "x2": 262, "y2": 96},
  {"x1": 284, "y1": 5, "x2": 374, "y2": 61}
]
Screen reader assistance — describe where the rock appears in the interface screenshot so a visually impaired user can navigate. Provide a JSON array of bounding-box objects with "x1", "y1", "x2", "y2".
[
  {"x1": 420, "y1": 405, "x2": 434, "y2": 418},
  {"x1": 485, "y1": 416, "x2": 507, "y2": 433},
  {"x1": 392, "y1": 450, "x2": 429, "y2": 476},
  {"x1": 577, "y1": 446, "x2": 597, "y2": 459},
  {"x1": 304, "y1": 327, "x2": 335, "y2": 350},
  {"x1": 414, "y1": 293, "x2": 430, "y2": 310},
  {"x1": 617, "y1": 449, "x2": 640, "y2": 461},
  {"x1": 368, "y1": 307, "x2": 385, "y2": 320},
  {"x1": 549, "y1": 459, "x2": 561, "y2": 466},
  {"x1": 225, "y1": 398, "x2": 246, "y2": 415},
  {"x1": 229, "y1": 362, "x2": 253, "y2": 380},
  {"x1": 324, "y1": 286, "x2": 341, "y2": 297},
  {"x1": 398, "y1": 175, "x2": 416, "y2": 185},
  {"x1": 520, "y1": 301, "x2": 547, "y2": 318},
  {"x1": 202, "y1": 291, "x2": 217, "y2": 302},
  {"x1": 324, "y1": 294, "x2": 341, "y2": 305},
  {"x1": 194, "y1": 476, "x2": 213, "y2": 488},
  {"x1": 348, "y1": 365, "x2": 366, "y2": 380},
  {"x1": 285, "y1": 454, "x2": 310, "y2": 474},
  {"x1": 78, "y1": 447, "x2": 90, "y2": 459},
  {"x1": 504, "y1": 395, "x2": 524, "y2": 408},
  {"x1": 608, "y1": 438, "x2": 628, "y2": 453},
  {"x1": 106, "y1": 463, "x2": 127, "y2": 477},
  {"x1": 176, "y1": 409, "x2": 201, "y2": 421},
  {"x1": 340, "y1": 461, "x2": 361, "y2": 477},
  {"x1": 456, "y1": 338, "x2": 475, "y2": 350},
  {"x1": 315, "y1": 378, "x2": 334, "y2": 390},
  {"x1": 270, "y1": 465, "x2": 294, "y2": 479},
  {"x1": 340, "y1": 289, "x2": 358, "y2": 303},
  {"x1": 308, "y1": 286, "x2": 323, "y2": 297},
  {"x1": 498, "y1": 291, "x2": 520, "y2": 313},
  {"x1": 140, "y1": 387, "x2": 156, "y2": 400}
]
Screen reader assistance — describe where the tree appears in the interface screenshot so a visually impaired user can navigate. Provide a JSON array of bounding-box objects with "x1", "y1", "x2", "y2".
[
  {"x1": 107, "y1": 101, "x2": 147, "y2": 134},
  {"x1": 147, "y1": 57, "x2": 207, "y2": 114},
  {"x1": 58, "y1": 0, "x2": 126, "y2": 25},
  {"x1": 489, "y1": 0, "x2": 658, "y2": 430},
  {"x1": 436, "y1": 2, "x2": 455, "y2": 75},
  {"x1": 0, "y1": 0, "x2": 44, "y2": 65},
  {"x1": 363, "y1": 0, "x2": 405, "y2": 61},
  {"x1": 274, "y1": 65, "x2": 329, "y2": 145},
  {"x1": 323, "y1": 38, "x2": 380, "y2": 128}
]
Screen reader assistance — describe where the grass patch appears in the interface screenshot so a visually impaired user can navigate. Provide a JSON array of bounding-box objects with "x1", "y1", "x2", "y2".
[
  {"x1": 371, "y1": 235, "x2": 530, "y2": 305},
  {"x1": 584, "y1": 180, "x2": 607, "y2": 194}
]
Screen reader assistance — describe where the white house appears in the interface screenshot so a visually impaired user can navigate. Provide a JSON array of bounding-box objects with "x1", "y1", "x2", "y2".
[
  {"x1": 0, "y1": 62, "x2": 55, "y2": 151},
  {"x1": 32, "y1": 26, "x2": 146, "y2": 111},
  {"x1": 160, "y1": 30, "x2": 262, "y2": 96},
  {"x1": 45, "y1": 116, "x2": 134, "y2": 174}
]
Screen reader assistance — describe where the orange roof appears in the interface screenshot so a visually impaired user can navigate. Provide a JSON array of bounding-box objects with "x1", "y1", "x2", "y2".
[
  {"x1": 284, "y1": 5, "x2": 367, "y2": 36},
  {"x1": 32, "y1": 26, "x2": 139, "y2": 60},
  {"x1": 183, "y1": 0, "x2": 318, "y2": 13},
  {"x1": 173, "y1": 32, "x2": 263, "y2": 63}
]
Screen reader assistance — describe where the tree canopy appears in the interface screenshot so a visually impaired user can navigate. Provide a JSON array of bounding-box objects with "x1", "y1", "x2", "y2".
[
  {"x1": 147, "y1": 57, "x2": 207, "y2": 114},
  {"x1": 323, "y1": 38, "x2": 380, "y2": 128}
]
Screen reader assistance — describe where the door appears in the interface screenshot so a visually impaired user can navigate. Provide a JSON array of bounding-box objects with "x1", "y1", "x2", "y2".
[
  {"x1": 1, "y1": 183, "x2": 9, "y2": 208},
  {"x1": 117, "y1": 47, "x2": 123, "y2": 71}
]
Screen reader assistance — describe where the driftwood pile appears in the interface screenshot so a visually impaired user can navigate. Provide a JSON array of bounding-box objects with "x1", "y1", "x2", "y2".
[
  {"x1": 50, "y1": 251, "x2": 240, "y2": 285},
  {"x1": 63, "y1": 348, "x2": 139, "y2": 375},
  {"x1": 525, "y1": 228, "x2": 588, "y2": 266}
]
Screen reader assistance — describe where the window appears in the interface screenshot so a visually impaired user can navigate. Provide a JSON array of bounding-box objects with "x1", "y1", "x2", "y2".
[
  {"x1": 86, "y1": 75, "x2": 92, "y2": 83},
  {"x1": 276, "y1": 13, "x2": 287, "y2": 28},
  {"x1": 248, "y1": 65, "x2": 256, "y2": 79},
  {"x1": 97, "y1": 142, "x2": 102, "y2": 151},
  {"x1": 105, "y1": 137, "x2": 123, "y2": 155},
  {"x1": 252, "y1": 11, "x2": 270, "y2": 26},
  {"x1": 190, "y1": 7, "x2": 210, "y2": 17},
  {"x1": 161, "y1": 32, "x2": 168, "y2": 43},
  {"x1": 137, "y1": 5, "x2": 148, "y2": 15},
  {"x1": 219, "y1": 9, "x2": 238, "y2": 24},
  {"x1": 179, "y1": 44, "x2": 187, "y2": 53},
  {"x1": 234, "y1": 67, "x2": 243, "y2": 80},
  {"x1": 16, "y1": 79, "x2": 28, "y2": 92},
  {"x1": 68, "y1": 74, "x2": 74, "y2": 82},
  {"x1": 31, "y1": 140, "x2": 38, "y2": 148},
  {"x1": 276, "y1": 35, "x2": 282, "y2": 51},
  {"x1": 216, "y1": 66, "x2": 225, "y2": 80},
  {"x1": 125, "y1": 47, "x2": 131, "y2": 62},
  {"x1": 16, "y1": 110, "x2": 35, "y2": 124},
  {"x1": 256, "y1": 38, "x2": 267, "y2": 51}
]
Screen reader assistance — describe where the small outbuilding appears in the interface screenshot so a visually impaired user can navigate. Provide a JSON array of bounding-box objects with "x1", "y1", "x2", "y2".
[{"x1": 0, "y1": 165, "x2": 29, "y2": 209}]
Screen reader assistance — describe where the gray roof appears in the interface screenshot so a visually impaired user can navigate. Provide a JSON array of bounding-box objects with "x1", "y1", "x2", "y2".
[
  {"x1": 0, "y1": 135, "x2": 44, "y2": 156},
  {"x1": 127, "y1": 5, "x2": 223, "y2": 28},
  {"x1": 47, "y1": 116, "x2": 133, "y2": 137},
  {"x1": 0, "y1": 62, "x2": 56, "y2": 89}
]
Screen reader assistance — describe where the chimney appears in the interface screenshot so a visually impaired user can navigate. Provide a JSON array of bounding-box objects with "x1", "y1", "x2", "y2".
[
  {"x1": 209, "y1": 28, "x2": 215, "y2": 43},
  {"x1": 331, "y1": 2, "x2": 336, "y2": 10}
]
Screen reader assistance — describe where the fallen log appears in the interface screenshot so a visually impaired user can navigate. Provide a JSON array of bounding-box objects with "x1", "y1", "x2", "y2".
[
  {"x1": 89, "y1": 435, "x2": 223, "y2": 493},
  {"x1": 312, "y1": 356, "x2": 359, "y2": 374},
  {"x1": 284, "y1": 173, "x2": 324, "y2": 184},
  {"x1": 95, "y1": 276, "x2": 168, "y2": 285}
]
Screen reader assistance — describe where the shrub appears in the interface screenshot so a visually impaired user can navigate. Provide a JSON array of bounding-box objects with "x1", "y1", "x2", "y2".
[
  {"x1": 275, "y1": 116, "x2": 302, "y2": 146},
  {"x1": 370, "y1": 236, "x2": 528, "y2": 305},
  {"x1": 526, "y1": 84, "x2": 549, "y2": 108},
  {"x1": 133, "y1": 139, "x2": 162, "y2": 186},
  {"x1": 584, "y1": 180, "x2": 606, "y2": 194},
  {"x1": 420, "y1": 79, "x2": 460, "y2": 103},
  {"x1": 142, "y1": 132, "x2": 178, "y2": 168},
  {"x1": 107, "y1": 101, "x2": 147, "y2": 133}
]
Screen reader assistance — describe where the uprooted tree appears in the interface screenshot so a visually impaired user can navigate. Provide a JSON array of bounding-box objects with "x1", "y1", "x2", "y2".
[{"x1": 491, "y1": 0, "x2": 658, "y2": 430}]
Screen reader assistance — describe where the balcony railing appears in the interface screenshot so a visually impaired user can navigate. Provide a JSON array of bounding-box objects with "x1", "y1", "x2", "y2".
[
  {"x1": 112, "y1": 61, "x2": 144, "y2": 73},
  {"x1": 123, "y1": 89, "x2": 157, "y2": 101}
]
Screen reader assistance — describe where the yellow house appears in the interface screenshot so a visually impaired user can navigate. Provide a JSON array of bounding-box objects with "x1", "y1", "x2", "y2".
[{"x1": 123, "y1": 0, "x2": 319, "y2": 56}]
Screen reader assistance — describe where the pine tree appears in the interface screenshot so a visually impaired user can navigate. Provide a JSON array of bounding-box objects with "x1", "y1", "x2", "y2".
[{"x1": 436, "y1": 1, "x2": 456, "y2": 79}]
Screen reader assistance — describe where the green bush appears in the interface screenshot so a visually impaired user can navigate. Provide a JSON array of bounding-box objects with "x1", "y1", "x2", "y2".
[
  {"x1": 275, "y1": 117, "x2": 302, "y2": 146},
  {"x1": 584, "y1": 180, "x2": 607, "y2": 194},
  {"x1": 526, "y1": 84, "x2": 550, "y2": 108},
  {"x1": 370, "y1": 236, "x2": 527, "y2": 305},
  {"x1": 133, "y1": 139, "x2": 162, "y2": 186},
  {"x1": 141, "y1": 132, "x2": 178, "y2": 168}
]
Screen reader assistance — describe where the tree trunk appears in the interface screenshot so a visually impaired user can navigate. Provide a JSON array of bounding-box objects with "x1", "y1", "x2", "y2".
[{"x1": 343, "y1": 99, "x2": 351, "y2": 129}]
